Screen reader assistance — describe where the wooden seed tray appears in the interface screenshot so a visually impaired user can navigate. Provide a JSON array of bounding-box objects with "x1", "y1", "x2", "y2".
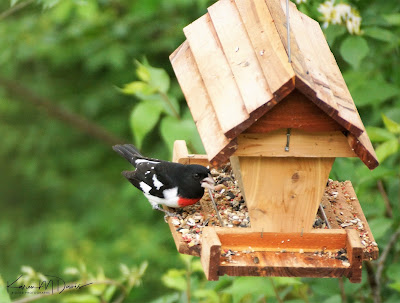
[{"x1": 167, "y1": 151, "x2": 378, "y2": 282}]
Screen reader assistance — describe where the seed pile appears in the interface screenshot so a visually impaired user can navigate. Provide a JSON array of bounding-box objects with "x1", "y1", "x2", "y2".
[
  {"x1": 168, "y1": 166, "x2": 376, "y2": 260},
  {"x1": 169, "y1": 164, "x2": 249, "y2": 247},
  {"x1": 323, "y1": 180, "x2": 378, "y2": 258}
]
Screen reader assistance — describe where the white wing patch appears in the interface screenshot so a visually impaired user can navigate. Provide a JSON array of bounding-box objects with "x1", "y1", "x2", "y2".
[
  {"x1": 152, "y1": 174, "x2": 163, "y2": 190},
  {"x1": 135, "y1": 159, "x2": 160, "y2": 165},
  {"x1": 143, "y1": 186, "x2": 180, "y2": 208},
  {"x1": 139, "y1": 182, "x2": 152, "y2": 194},
  {"x1": 163, "y1": 187, "x2": 178, "y2": 200}
]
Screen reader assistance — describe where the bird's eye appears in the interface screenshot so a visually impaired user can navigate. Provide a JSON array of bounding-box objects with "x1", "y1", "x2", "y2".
[{"x1": 193, "y1": 173, "x2": 200, "y2": 180}]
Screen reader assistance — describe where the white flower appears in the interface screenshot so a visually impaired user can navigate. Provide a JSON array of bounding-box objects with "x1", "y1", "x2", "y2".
[
  {"x1": 295, "y1": 0, "x2": 307, "y2": 4},
  {"x1": 318, "y1": 0, "x2": 362, "y2": 35}
]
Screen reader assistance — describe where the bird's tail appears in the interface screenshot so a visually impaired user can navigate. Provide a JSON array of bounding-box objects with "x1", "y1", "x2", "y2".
[{"x1": 112, "y1": 144, "x2": 143, "y2": 166}]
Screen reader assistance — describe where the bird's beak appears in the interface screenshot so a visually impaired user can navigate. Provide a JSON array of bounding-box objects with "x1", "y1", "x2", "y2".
[{"x1": 201, "y1": 174, "x2": 215, "y2": 190}]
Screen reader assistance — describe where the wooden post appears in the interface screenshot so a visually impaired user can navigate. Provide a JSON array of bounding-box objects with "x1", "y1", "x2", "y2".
[
  {"x1": 201, "y1": 227, "x2": 221, "y2": 281},
  {"x1": 230, "y1": 127, "x2": 355, "y2": 232},
  {"x1": 346, "y1": 229, "x2": 363, "y2": 283},
  {"x1": 234, "y1": 156, "x2": 334, "y2": 232}
]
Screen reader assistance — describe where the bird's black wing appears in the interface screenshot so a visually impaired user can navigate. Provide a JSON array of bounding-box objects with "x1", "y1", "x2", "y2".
[
  {"x1": 122, "y1": 160, "x2": 176, "y2": 199},
  {"x1": 113, "y1": 144, "x2": 161, "y2": 167}
]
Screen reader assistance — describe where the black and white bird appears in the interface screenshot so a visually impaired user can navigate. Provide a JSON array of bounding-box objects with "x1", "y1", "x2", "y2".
[{"x1": 112, "y1": 144, "x2": 214, "y2": 217}]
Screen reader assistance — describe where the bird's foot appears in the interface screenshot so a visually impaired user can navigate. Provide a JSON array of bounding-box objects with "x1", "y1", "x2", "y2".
[
  {"x1": 163, "y1": 211, "x2": 182, "y2": 222},
  {"x1": 153, "y1": 205, "x2": 181, "y2": 222}
]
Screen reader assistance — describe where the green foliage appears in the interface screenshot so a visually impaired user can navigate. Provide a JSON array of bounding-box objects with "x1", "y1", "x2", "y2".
[
  {"x1": 0, "y1": 0, "x2": 399, "y2": 302},
  {"x1": 5, "y1": 263, "x2": 147, "y2": 302},
  {"x1": 367, "y1": 114, "x2": 400, "y2": 163},
  {"x1": 340, "y1": 36, "x2": 369, "y2": 69},
  {"x1": 121, "y1": 60, "x2": 203, "y2": 154},
  {"x1": 0, "y1": 275, "x2": 12, "y2": 303}
]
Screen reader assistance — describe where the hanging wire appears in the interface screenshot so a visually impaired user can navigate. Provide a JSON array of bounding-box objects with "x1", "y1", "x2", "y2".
[{"x1": 286, "y1": 0, "x2": 292, "y2": 63}]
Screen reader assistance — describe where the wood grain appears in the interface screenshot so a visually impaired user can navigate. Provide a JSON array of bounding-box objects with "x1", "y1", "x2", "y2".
[
  {"x1": 236, "y1": 156, "x2": 334, "y2": 231},
  {"x1": 201, "y1": 227, "x2": 222, "y2": 281},
  {"x1": 218, "y1": 251, "x2": 352, "y2": 279},
  {"x1": 170, "y1": 41, "x2": 236, "y2": 162},
  {"x1": 245, "y1": 89, "x2": 345, "y2": 133},
  {"x1": 208, "y1": 0, "x2": 273, "y2": 113},
  {"x1": 320, "y1": 180, "x2": 379, "y2": 260},
  {"x1": 282, "y1": 0, "x2": 339, "y2": 118},
  {"x1": 347, "y1": 132, "x2": 379, "y2": 170},
  {"x1": 216, "y1": 228, "x2": 347, "y2": 252},
  {"x1": 236, "y1": 129, "x2": 356, "y2": 158},
  {"x1": 346, "y1": 229, "x2": 363, "y2": 283},
  {"x1": 301, "y1": 13, "x2": 364, "y2": 136},
  {"x1": 264, "y1": 0, "x2": 314, "y2": 94},
  {"x1": 184, "y1": 13, "x2": 249, "y2": 138},
  {"x1": 234, "y1": 0, "x2": 295, "y2": 101}
]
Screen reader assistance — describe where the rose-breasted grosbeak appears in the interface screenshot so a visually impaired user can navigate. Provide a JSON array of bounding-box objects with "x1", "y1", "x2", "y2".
[{"x1": 113, "y1": 144, "x2": 214, "y2": 217}]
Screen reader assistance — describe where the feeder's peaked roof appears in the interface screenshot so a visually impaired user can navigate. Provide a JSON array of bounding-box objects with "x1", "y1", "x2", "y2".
[{"x1": 169, "y1": 0, "x2": 378, "y2": 169}]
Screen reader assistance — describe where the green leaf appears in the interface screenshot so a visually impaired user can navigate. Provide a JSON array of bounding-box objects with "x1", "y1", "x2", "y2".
[
  {"x1": 130, "y1": 101, "x2": 164, "y2": 148},
  {"x1": 0, "y1": 276, "x2": 12, "y2": 303},
  {"x1": 389, "y1": 282, "x2": 400, "y2": 293},
  {"x1": 387, "y1": 263, "x2": 400, "y2": 282},
  {"x1": 161, "y1": 94, "x2": 180, "y2": 119},
  {"x1": 351, "y1": 79, "x2": 400, "y2": 107},
  {"x1": 10, "y1": 0, "x2": 19, "y2": 6},
  {"x1": 161, "y1": 269, "x2": 186, "y2": 291},
  {"x1": 272, "y1": 277, "x2": 303, "y2": 286},
  {"x1": 324, "y1": 24, "x2": 346, "y2": 46},
  {"x1": 89, "y1": 267, "x2": 106, "y2": 296},
  {"x1": 102, "y1": 285, "x2": 117, "y2": 302},
  {"x1": 223, "y1": 277, "x2": 274, "y2": 303},
  {"x1": 368, "y1": 217, "x2": 393, "y2": 240},
  {"x1": 160, "y1": 115, "x2": 203, "y2": 154},
  {"x1": 340, "y1": 36, "x2": 369, "y2": 69},
  {"x1": 62, "y1": 294, "x2": 101, "y2": 303},
  {"x1": 364, "y1": 27, "x2": 399, "y2": 43},
  {"x1": 323, "y1": 295, "x2": 341, "y2": 303},
  {"x1": 375, "y1": 139, "x2": 399, "y2": 163},
  {"x1": 39, "y1": 0, "x2": 62, "y2": 9},
  {"x1": 159, "y1": 116, "x2": 190, "y2": 149},
  {"x1": 383, "y1": 14, "x2": 400, "y2": 26},
  {"x1": 121, "y1": 81, "x2": 156, "y2": 98},
  {"x1": 193, "y1": 289, "x2": 219, "y2": 303},
  {"x1": 135, "y1": 61, "x2": 151, "y2": 82},
  {"x1": 138, "y1": 261, "x2": 148, "y2": 276},
  {"x1": 135, "y1": 61, "x2": 170, "y2": 93},
  {"x1": 382, "y1": 114, "x2": 400, "y2": 134},
  {"x1": 179, "y1": 254, "x2": 194, "y2": 268},
  {"x1": 366, "y1": 127, "x2": 396, "y2": 142},
  {"x1": 146, "y1": 66, "x2": 170, "y2": 94},
  {"x1": 191, "y1": 259, "x2": 204, "y2": 273}
]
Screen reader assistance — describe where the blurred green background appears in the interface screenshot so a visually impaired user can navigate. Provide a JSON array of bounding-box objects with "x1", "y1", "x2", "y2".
[{"x1": 0, "y1": 0, "x2": 399, "y2": 302}]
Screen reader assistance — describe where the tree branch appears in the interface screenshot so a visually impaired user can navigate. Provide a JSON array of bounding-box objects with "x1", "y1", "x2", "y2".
[
  {"x1": 364, "y1": 261, "x2": 378, "y2": 302},
  {"x1": 338, "y1": 277, "x2": 346, "y2": 302},
  {"x1": 377, "y1": 180, "x2": 393, "y2": 218},
  {"x1": 269, "y1": 278, "x2": 284, "y2": 303},
  {"x1": 0, "y1": 76, "x2": 127, "y2": 146},
  {"x1": 0, "y1": 0, "x2": 34, "y2": 21},
  {"x1": 369, "y1": 226, "x2": 400, "y2": 303},
  {"x1": 11, "y1": 279, "x2": 127, "y2": 303}
]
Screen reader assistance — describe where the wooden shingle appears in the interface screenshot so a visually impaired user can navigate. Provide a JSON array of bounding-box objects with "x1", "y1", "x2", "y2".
[{"x1": 170, "y1": 0, "x2": 378, "y2": 169}]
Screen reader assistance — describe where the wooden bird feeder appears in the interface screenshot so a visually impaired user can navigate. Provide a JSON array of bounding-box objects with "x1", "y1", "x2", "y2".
[{"x1": 166, "y1": 0, "x2": 379, "y2": 283}]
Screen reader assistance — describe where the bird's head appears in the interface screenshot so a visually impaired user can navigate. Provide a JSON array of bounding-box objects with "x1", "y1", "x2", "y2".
[{"x1": 187, "y1": 165, "x2": 215, "y2": 190}]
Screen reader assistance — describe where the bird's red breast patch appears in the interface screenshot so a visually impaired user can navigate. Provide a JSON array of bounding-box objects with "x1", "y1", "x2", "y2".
[{"x1": 177, "y1": 197, "x2": 200, "y2": 207}]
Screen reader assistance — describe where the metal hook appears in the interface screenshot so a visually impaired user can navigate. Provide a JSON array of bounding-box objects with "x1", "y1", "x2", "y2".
[{"x1": 285, "y1": 128, "x2": 291, "y2": 152}]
